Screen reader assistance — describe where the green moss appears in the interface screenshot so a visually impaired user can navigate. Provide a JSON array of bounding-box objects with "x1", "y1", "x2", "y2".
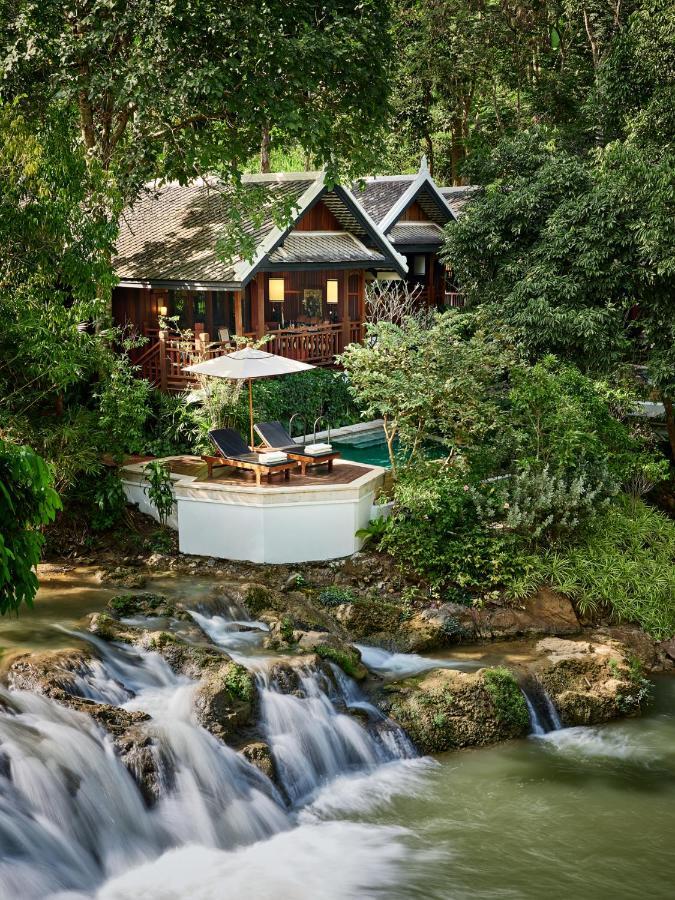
[
  {"x1": 345, "y1": 594, "x2": 406, "y2": 637},
  {"x1": 108, "y1": 592, "x2": 172, "y2": 618},
  {"x1": 483, "y1": 667, "x2": 530, "y2": 731},
  {"x1": 146, "y1": 631, "x2": 181, "y2": 652},
  {"x1": 315, "y1": 643, "x2": 362, "y2": 678},
  {"x1": 223, "y1": 662, "x2": 255, "y2": 703},
  {"x1": 245, "y1": 585, "x2": 274, "y2": 616},
  {"x1": 280, "y1": 615, "x2": 295, "y2": 644}
]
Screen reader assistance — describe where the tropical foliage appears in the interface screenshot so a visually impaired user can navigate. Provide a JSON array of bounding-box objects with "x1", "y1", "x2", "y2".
[{"x1": 0, "y1": 441, "x2": 61, "y2": 613}]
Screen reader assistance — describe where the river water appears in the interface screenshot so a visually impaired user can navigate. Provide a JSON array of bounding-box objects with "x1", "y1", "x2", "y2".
[{"x1": 0, "y1": 569, "x2": 673, "y2": 899}]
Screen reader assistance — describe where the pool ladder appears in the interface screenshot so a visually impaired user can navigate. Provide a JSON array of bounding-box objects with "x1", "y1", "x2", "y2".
[{"x1": 287, "y1": 413, "x2": 331, "y2": 446}]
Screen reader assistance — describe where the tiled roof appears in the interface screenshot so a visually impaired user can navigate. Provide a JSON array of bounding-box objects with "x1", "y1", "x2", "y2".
[
  {"x1": 351, "y1": 178, "x2": 414, "y2": 224},
  {"x1": 114, "y1": 176, "x2": 314, "y2": 286},
  {"x1": 439, "y1": 186, "x2": 480, "y2": 217},
  {"x1": 269, "y1": 232, "x2": 386, "y2": 265},
  {"x1": 387, "y1": 221, "x2": 445, "y2": 246}
]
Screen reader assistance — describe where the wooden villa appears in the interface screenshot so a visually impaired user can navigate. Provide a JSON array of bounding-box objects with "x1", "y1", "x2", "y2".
[{"x1": 112, "y1": 158, "x2": 469, "y2": 390}]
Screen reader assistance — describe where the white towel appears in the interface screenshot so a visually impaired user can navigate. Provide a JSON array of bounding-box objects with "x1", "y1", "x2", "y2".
[
  {"x1": 259, "y1": 451, "x2": 288, "y2": 464},
  {"x1": 304, "y1": 443, "x2": 333, "y2": 455}
]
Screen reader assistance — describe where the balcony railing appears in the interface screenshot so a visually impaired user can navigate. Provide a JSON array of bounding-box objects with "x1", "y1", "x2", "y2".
[
  {"x1": 264, "y1": 324, "x2": 342, "y2": 364},
  {"x1": 133, "y1": 323, "x2": 353, "y2": 391}
]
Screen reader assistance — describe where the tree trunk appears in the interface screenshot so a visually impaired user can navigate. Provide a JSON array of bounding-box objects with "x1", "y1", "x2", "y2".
[{"x1": 260, "y1": 126, "x2": 271, "y2": 173}]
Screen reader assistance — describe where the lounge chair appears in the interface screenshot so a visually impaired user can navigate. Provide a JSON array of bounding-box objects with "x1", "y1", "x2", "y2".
[
  {"x1": 254, "y1": 421, "x2": 340, "y2": 476},
  {"x1": 203, "y1": 428, "x2": 298, "y2": 485}
]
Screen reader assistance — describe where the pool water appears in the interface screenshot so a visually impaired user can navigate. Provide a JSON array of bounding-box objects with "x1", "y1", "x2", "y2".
[{"x1": 334, "y1": 428, "x2": 444, "y2": 468}]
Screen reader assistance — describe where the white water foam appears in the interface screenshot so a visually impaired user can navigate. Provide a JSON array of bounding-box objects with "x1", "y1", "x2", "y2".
[
  {"x1": 95, "y1": 821, "x2": 416, "y2": 900},
  {"x1": 356, "y1": 643, "x2": 479, "y2": 679}
]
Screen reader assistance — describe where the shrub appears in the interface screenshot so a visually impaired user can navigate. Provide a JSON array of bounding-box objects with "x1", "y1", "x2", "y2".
[
  {"x1": 0, "y1": 440, "x2": 61, "y2": 613},
  {"x1": 508, "y1": 498, "x2": 675, "y2": 639},
  {"x1": 473, "y1": 458, "x2": 618, "y2": 544},
  {"x1": 382, "y1": 463, "x2": 525, "y2": 593},
  {"x1": 483, "y1": 667, "x2": 530, "y2": 730},
  {"x1": 143, "y1": 461, "x2": 175, "y2": 525},
  {"x1": 318, "y1": 586, "x2": 356, "y2": 608}
]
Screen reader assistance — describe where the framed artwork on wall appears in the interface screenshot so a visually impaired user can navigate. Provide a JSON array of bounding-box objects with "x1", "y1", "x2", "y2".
[{"x1": 302, "y1": 288, "x2": 323, "y2": 319}]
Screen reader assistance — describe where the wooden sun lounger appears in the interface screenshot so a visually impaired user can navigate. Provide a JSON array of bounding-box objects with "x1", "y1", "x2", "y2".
[
  {"x1": 203, "y1": 428, "x2": 298, "y2": 486},
  {"x1": 254, "y1": 421, "x2": 341, "y2": 476}
]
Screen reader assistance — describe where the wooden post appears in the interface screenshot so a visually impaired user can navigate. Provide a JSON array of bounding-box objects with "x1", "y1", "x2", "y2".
[
  {"x1": 341, "y1": 270, "x2": 351, "y2": 351},
  {"x1": 358, "y1": 270, "x2": 366, "y2": 341},
  {"x1": 158, "y1": 329, "x2": 168, "y2": 391},
  {"x1": 234, "y1": 290, "x2": 243, "y2": 338},
  {"x1": 254, "y1": 274, "x2": 266, "y2": 340},
  {"x1": 198, "y1": 332, "x2": 209, "y2": 359}
]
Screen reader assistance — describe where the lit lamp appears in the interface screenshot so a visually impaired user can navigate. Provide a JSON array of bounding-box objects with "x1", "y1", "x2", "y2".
[
  {"x1": 268, "y1": 278, "x2": 285, "y2": 303},
  {"x1": 326, "y1": 279, "x2": 338, "y2": 304},
  {"x1": 158, "y1": 305, "x2": 168, "y2": 317}
]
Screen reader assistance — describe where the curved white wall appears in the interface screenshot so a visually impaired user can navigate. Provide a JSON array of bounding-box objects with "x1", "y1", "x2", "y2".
[{"x1": 121, "y1": 459, "x2": 384, "y2": 564}]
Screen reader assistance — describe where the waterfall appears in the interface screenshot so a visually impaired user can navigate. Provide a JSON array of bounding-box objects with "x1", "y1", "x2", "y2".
[
  {"x1": 355, "y1": 643, "x2": 480, "y2": 679},
  {"x1": 257, "y1": 663, "x2": 416, "y2": 805},
  {"x1": 0, "y1": 600, "x2": 428, "y2": 897},
  {"x1": 521, "y1": 679, "x2": 563, "y2": 735},
  {"x1": 0, "y1": 638, "x2": 289, "y2": 899}
]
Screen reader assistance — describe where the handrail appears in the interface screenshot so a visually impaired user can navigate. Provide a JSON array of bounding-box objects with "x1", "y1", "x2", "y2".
[
  {"x1": 312, "y1": 416, "x2": 331, "y2": 445},
  {"x1": 288, "y1": 413, "x2": 308, "y2": 441}
]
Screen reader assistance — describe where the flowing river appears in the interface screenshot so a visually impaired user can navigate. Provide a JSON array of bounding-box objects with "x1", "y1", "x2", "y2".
[{"x1": 0, "y1": 569, "x2": 673, "y2": 899}]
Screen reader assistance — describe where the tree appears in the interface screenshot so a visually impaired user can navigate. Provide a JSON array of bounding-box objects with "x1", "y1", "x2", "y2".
[
  {"x1": 0, "y1": 440, "x2": 61, "y2": 614},
  {"x1": 339, "y1": 311, "x2": 513, "y2": 474},
  {"x1": 443, "y1": 128, "x2": 675, "y2": 455},
  {"x1": 1, "y1": 0, "x2": 391, "y2": 202}
]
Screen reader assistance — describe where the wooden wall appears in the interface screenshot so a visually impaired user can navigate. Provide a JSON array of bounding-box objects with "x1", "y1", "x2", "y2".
[
  {"x1": 400, "y1": 200, "x2": 427, "y2": 221},
  {"x1": 294, "y1": 200, "x2": 342, "y2": 231}
]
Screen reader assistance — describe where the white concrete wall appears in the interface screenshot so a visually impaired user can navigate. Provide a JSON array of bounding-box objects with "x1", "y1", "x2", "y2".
[{"x1": 121, "y1": 458, "x2": 383, "y2": 564}]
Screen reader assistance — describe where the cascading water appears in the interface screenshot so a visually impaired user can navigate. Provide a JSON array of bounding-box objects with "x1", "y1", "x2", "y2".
[
  {"x1": 521, "y1": 678, "x2": 563, "y2": 735},
  {"x1": 0, "y1": 636, "x2": 289, "y2": 899},
  {"x1": 355, "y1": 643, "x2": 480, "y2": 680},
  {"x1": 256, "y1": 664, "x2": 416, "y2": 805},
  {"x1": 0, "y1": 601, "x2": 429, "y2": 897}
]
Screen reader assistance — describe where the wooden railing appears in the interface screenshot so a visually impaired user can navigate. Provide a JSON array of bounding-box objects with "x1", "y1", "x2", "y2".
[
  {"x1": 265, "y1": 324, "x2": 342, "y2": 365},
  {"x1": 445, "y1": 292, "x2": 465, "y2": 308},
  {"x1": 349, "y1": 321, "x2": 364, "y2": 344},
  {"x1": 132, "y1": 323, "x2": 358, "y2": 390}
]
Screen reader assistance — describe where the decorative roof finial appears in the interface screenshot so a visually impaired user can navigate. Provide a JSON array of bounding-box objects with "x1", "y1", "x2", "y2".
[{"x1": 419, "y1": 154, "x2": 429, "y2": 173}]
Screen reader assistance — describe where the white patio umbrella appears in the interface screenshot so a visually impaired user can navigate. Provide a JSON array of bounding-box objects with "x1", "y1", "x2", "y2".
[{"x1": 184, "y1": 347, "x2": 315, "y2": 449}]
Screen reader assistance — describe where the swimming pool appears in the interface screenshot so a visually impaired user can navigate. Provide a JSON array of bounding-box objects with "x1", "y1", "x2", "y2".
[{"x1": 333, "y1": 428, "x2": 393, "y2": 467}]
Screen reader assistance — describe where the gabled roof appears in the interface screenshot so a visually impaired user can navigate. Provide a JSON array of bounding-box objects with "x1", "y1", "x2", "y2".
[
  {"x1": 351, "y1": 176, "x2": 415, "y2": 224},
  {"x1": 387, "y1": 221, "x2": 446, "y2": 248},
  {"x1": 439, "y1": 185, "x2": 480, "y2": 218},
  {"x1": 114, "y1": 172, "x2": 406, "y2": 289},
  {"x1": 268, "y1": 232, "x2": 387, "y2": 267}
]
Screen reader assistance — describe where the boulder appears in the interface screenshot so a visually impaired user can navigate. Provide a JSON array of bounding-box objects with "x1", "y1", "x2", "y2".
[
  {"x1": 96, "y1": 567, "x2": 147, "y2": 589},
  {"x1": 420, "y1": 588, "x2": 580, "y2": 646},
  {"x1": 535, "y1": 636, "x2": 651, "y2": 725},
  {"x1": 106, "y1": 592, "x2": 191, "y2": 622},
  {"x1": 192, "y1": 661, "x2": 257, "y2": 742},
  {"x1": 240, "y1": 741, "x2": 276, "y2": 782},
  {"x1": 379, "y1": 666, "x2": 529, "y2": 754}
]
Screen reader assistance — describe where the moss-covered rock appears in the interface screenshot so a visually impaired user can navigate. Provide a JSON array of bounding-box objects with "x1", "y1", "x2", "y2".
[
  {"x1": 107, "y1": 592, "x2": 190, "y2": 621},
  {"x1": 314, "y1": 642, "x2": 368, "y2": 681},
  {"x1": 536, "y1": 637, "x2": 651, "y2": 725},
  {"x1": 192, "y1": 661, "x2": 257, "y2": 742},
  {"x1": 379, "y1": 666, "x2": 529, "y2": 754}
]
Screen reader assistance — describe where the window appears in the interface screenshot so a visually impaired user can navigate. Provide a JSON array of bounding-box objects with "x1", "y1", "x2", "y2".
[{"x1": 413, "y1": 255, "x2": 426, "y2": 276}]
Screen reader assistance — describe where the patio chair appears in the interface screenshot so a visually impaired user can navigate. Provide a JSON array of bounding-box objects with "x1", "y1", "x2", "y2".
[
  {"x1": 254, "y1": 421, "x2": 340, "y2": 476},
  {"x1": 203, "y1": 428, "x2": 298, "y2": 485}
]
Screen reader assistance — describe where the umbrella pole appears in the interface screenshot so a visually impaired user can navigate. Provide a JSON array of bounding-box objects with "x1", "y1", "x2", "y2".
[{"x1": 248, "y1": 378, "x2": 254, "y2": 449}]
